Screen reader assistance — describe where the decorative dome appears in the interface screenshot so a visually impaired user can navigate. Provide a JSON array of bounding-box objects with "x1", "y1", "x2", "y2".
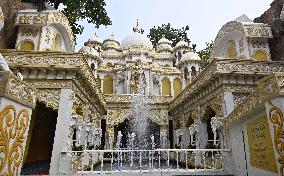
[
  {"x1": 157, "y1": 37, "x2": 173, "y2": 53},
  {"x1": 175, "y1": 40, "x2": 189, "y2": 49},
  {"x1": 180, "y1": 52, "x2": 201, "y2": 62},
  {"x1": 79, "y1": 45, "x2": 99, "y2": 57},
  {"x1": 103, "y1": 33, "x2": 120, "y2": 50},
  {"x1": 158, "y1": 37, "x2": 172, "y2": 45},
  {"x1": 89, "y1": 33, "x2": 103, "y2": 44},
  {"x1": 121, "y1": 33, "x2": 153, "y2": 49}
]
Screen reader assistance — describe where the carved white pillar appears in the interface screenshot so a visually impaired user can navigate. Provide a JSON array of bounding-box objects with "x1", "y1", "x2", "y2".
[
  {"x1": 223, "y1": 91, "x2": 234, "y2": 116},
  {"x1": 50, "y1": 89, "x2": 73, "y2": 175}
]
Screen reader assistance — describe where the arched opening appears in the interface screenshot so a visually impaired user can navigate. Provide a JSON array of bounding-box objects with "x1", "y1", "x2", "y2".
[
  {"x1": 162, "y1": 77, "x2": 171, "y2": 96},
  {"x1": 183, "y1": 67, "x2": 188, "y2": 80},
  {"x1": 103, "y1": 75, "x2": 113, "y2": 94},
  {"x1": 173, "y1": 77, "x2": 182, "y2": 98},
  {"x1": 106, "y1": 62, "x2": 113, "y2": 67},
  {"x1": 52, "y1": 33, "x2": 62, "y2": 51},
  {"x1": 163, "y1": 64, "x2": 170, "y2": 67},
  {"x1": 191, "y1": 66, "x2": 197, "y2": 77},
  {"x1": 254, "y1": 50, "x2": 268, "y2": 61},
  {"x1": 19, "y1": 40, "x2": 35, "y2": 51},
  {"x1": 227, "y1": 40, "x2": 237, "y2": 59},
  {"x1": 202, "y1": 106, "x2": 218, "y2": 148},
  {"x1": 21, "y1": 102, "x2": 57, "y2": 175}
]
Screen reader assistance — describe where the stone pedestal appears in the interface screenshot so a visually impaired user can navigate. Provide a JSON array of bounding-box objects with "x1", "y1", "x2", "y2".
[{"x1": 0, "y1": 71, "x2": 36, "y2": 175}]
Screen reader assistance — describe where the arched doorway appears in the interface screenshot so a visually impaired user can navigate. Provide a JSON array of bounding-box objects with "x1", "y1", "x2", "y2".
[
  {"x1": 52, "y1": 33, "x2": 62, "y2": 51},
  {"x1": 162, "y1": 77, "x2": 171, "y2": 96},
  {"x1": 201, "y1": 106, "x2": 218, "y2": 148},
  {"x1": 21, "y1": 102, "x2": 58, "y2": 175},
  {"x1": 19, "y1": 40, "x2": 35, "y2": 51},
  {"x1": 227, "y1": 40, "x2": 237, "y2": 59},
  {"x1": 103, "y1": 75, "x2": 113, "y2": 94}
]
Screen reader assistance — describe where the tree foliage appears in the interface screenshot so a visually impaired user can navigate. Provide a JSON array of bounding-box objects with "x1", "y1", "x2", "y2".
[
  {"x1": 147, "y1": 23, "x2": 196, "y2": 51},
  {"x1": 21, "y1": 0, "x2": 112, "y2": 36},
  {"x1": 197, "y1": 41, "x2": 213, "y2": 65}
]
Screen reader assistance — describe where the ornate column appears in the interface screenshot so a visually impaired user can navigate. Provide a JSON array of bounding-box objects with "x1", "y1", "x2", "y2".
[
  {"x1": 50, "y1": 89, "x2": 74, "y2": 175},
  {"x1": 0, "y1": 71, "x2": 36, "y2": 176}
]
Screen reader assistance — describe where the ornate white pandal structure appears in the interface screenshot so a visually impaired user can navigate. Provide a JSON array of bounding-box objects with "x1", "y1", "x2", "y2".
[{"x1": 0, "y1": 2, "x2": 284, "y2": 175}]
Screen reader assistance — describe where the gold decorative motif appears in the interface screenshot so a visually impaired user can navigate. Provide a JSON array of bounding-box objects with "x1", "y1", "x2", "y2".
[
  {"x1": 246, "y1": 116, "x2": 277, "y2": 173},
  {"x1": 245, "y1": 26, "x2": 270, "y2": 37},
  {"x1": 0, "y1": 105, "x2": 30, "y2": 175},
  {"x1": 16, "y1": 11, "x2": 75, "y2": 50},
  {"x1": 0, "y1": 71, "x2": 36, "y2": 109},
  {"x1": 45, "y1": 28, "x2": 51, "y2": 44},
  {"x1": 268, "y1": 101, "x2": 284, "y2": 175},
  {"x1": 19, "y1": 14, "x2": 31, "y2": 24},
  {"x1": 21, "y1": 27, "x2": 38, "y2": 37},
  {"x1": 33, "y1": 14, "x2": 45, "y2": 24},
  {"x1": 0, "y1": 7, "x2": 3, "y2": 23},
  {"x1": 238, "y1": 38, "x2": 244, "y2": 53},
  {"x1": 37, "y1": 89, "x2": 61, "y2": 110}
]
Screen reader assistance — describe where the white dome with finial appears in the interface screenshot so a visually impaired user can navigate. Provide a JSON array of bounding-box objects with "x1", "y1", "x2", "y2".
[
  {"x1": 157, "y1": 36, "x2": 172, "y2": 53},
  {"x1": 180, "y1": 52, "x2": 201, "y2": 62},
  {"x1": 175, "y1": 40, "x2": 189, "y2": 48},
  {"x1": 121, "y1": 33, "x2": 152, "y2": 49},
  {"x1": 89, "y1": 33, "x2": 102, "y2": 44},
  {"x1": 121, "y1": 19, "x2": 153, "y2": 49},
  {"x1": 158, "y1": 37, "x2": 171, "y2": 45},
  {"x1": 104, "y1": 33, "x2": 120, "y2": 50}
]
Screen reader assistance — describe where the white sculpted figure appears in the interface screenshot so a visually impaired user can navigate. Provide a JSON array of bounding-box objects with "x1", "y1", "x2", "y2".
[
  {"x1": 188, "y1": 126, "x2": 196, "y2": 146},
  {"x1": 0, "y1": 53, "x2": 9, "y2": 71},
  {"x1": 210, "y1": 117, "x2": 223, "y2": 146}
]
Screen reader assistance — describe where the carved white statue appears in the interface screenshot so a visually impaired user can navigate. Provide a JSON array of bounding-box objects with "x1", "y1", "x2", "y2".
[
  {"x1": 0, "y1": 53, "x2": 9, "y2": 71},
  {"x1": 188, "y1": 126, "x2": 196, "y2": 146},
  {"x1": 210, "y1": 117, "x2": 224, "y2": 146},
  {"x1": 17, "y1": 72, "x2": 23, "y2": 81},
  {"x1": 160, "y1": 131, "x2": 168, "y2": 149}
]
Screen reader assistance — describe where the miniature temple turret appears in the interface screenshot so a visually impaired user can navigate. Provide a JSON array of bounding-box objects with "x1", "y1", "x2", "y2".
[
  {"x1": 177, "y1": 51, "x2": 202, "y2": 87},
  {"x1": 80, "y1": 34, "x2": 103, "y2": 76}
]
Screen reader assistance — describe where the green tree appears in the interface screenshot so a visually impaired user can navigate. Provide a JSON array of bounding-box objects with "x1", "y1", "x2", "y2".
[
  {"x1": 197, "y1": 41, "x2": 213, "y2": 65},
  {"x1": 21, "y1": 0, "x2": 112, "y2": 36},
  {"x1": 147, "y1": 23, "x2": 196, "y2": 51}
]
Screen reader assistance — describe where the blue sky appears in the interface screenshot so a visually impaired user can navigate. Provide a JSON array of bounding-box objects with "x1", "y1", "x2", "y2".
[{"x1": 75, "y1": 0, "x2": 272, "y2": 51}]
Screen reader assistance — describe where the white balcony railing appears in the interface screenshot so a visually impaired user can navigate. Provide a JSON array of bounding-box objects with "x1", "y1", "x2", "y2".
[{"x1": 60, "y1": 148, "x2": 230, "y2": 174}]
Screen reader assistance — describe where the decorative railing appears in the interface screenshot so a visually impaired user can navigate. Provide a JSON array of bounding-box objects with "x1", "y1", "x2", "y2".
[{"x1": 61, "y1": 149, "x2": 230, "y2": 174}]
